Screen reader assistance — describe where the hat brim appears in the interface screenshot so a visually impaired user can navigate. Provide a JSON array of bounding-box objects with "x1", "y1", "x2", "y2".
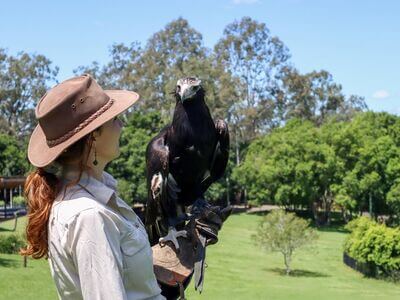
[{"x1": 27, "y1": 90, "x2": 140, "y2": 168}]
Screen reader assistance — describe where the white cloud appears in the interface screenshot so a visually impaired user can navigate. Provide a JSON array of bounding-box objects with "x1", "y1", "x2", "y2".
[
  {"x1": 372, "y1": 90, "x2": 390, "y2": 99},
  {"x1": 232, "y1": 0, "x2": 260, "y2": 5}
]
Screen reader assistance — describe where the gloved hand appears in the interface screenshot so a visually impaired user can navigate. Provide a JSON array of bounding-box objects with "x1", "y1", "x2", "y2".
[
  {"x1": 157, "y1": 205, "x2": 232, "y2": 300},
  {"x1": 194, "y1": 205, "x2": 232, "y2": 246}
]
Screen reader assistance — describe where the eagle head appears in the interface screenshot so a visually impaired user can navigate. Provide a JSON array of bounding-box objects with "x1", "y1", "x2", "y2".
[{"x1": 175, "y1": 77, "x2": 203, "y2": 103}]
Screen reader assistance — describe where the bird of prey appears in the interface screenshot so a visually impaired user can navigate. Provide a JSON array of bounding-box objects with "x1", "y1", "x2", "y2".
[{"x1": 145, "y1": 77, "x2": 230, "y2": 250}]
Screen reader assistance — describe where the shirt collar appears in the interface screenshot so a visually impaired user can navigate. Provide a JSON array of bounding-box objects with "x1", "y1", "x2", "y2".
[{"x1": 60, "y1": 168, "x2": 118, "y2": 205}]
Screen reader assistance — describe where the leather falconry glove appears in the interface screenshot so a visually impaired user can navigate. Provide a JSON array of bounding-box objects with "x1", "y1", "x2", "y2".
[{"x1": 154, "y1": 205, "x2": 232, "y2": 300}]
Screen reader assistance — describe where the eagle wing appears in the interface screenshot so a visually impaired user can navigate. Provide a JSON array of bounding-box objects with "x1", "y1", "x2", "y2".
[
  {"x1": 145, "y1": 127, "x2": 171, "y2": 245},
  {"x1": 200, "y1": 119, "x2": 230, "y2": 193},
  {"x1": 145, "y1": 126, "x2": 183, "y2": 246}
]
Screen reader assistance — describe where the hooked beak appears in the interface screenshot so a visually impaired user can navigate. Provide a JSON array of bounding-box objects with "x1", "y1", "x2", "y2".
[{"x1": 179, "y1": 85, "x2": 201, "y2": 102}]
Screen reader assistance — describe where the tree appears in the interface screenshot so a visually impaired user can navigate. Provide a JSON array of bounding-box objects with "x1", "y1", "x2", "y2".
[
  {"x1": 215, "y1": 17, "x2": 290, "y2": 164},
  {"x1": 344, "y1": 113, "x2": 400, "y2": 217},
  {"x1": 387, "y1": 182, "x2": 400, "y2": 223},
  {"x1": 235, "y1": 111, "x2": 400, "y2": 223},
  {"x1": 252, "y1": 209, "x2": 318, "y2": 275},
  {"x1": 75, "y1": 18, "x2": 235, "y2": 124},
  {"x1": 75, "y1": 18, "x2": 239, "y2": 204},
  {"x1": 0, "y1": 133, "x2": 30, "y2": 176},
  {"x1": 72, "y1": 17, "x2": 373, "y2": 211},
  {"x1": 214, "y1": 17, "x2": 291, "y2": 207},
  {"x1": 233, "y1": 119, "x2": 338, "y2": 218},
  {"x1": 280, "y1": 67, "x2": 367, "y2": 124},
  {"x1": 106, "y1": 111, "x2": 163, "y2": 204},
  {"x1": 74, "y1": 42, "x2": 143, "y2": 92},
  {"x1": 137, "y1": 18, "x2": 208, "y2": 119},
  {"x1": 0, "y1": 48, "x2": 59, "y2": 137}
]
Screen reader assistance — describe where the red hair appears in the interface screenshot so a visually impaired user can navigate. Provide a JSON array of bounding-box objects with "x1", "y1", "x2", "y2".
[{"x1": 20, "y1": 132, "x2": 97, "y2": 259}]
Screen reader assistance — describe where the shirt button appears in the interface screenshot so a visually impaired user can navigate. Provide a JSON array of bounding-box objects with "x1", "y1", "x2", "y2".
[{"x1": 135, "y1": 223, "x2": 139, "y2": 228}]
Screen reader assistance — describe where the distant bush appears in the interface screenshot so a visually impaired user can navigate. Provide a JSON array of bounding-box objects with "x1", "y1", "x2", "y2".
[
  {"x1": 205, "y1": 181, "x2": 226, "y2": 205},
  {"x1": 252, "y1": 209, "x2": 318, "y2": 275},
  {"x1": 344, "y1": 217, "x2": 400, "y2": 281},
  {"x1": 12, "y1": 195, "x2": 26, "y2": 207},
  {"x1": 0, "y1": 233, "x2": 26, "y2": 254}
]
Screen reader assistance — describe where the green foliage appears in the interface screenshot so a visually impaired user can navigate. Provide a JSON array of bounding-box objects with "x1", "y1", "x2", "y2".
[
  {"x1": 0, "y1": 17, "x2": 375, "y2": 212},
  {"x1": 12, "y1": 196, "x2": 26, "y2": 207},
  {"x1": 215, "y1": 16, "x2": 290, "y2": 140},
  {"x1": 204, "y1": 180, "x2": 226, "y2": 205},
  {"x1": 107, "y1": 111, "x2": 163, "y2": 204},
  {"x1": 280, "y1": 68, "x2": 366, "y2": 124},
  {"x1": 72, "y1": 17, "x2": 369, "y2": 207},
  {"x1": 344, "y1": 217, "x2": 400, "y2": 278},
  {"x1": 343, "y1": 216, "x2": 375, "y2": 255},
  {"x1": 0, "y1": 233, "x2": 26, "y2": 254},
  {"x1": 252, "y1": 209, "x2": 318, "y2": 274},
  {"x1": 387, "y1": 182, "x2": 400, "y2": 217},
  {"x1": 236, "y1": 111, "x2": 400, "y2": 223},
  {"x1": 337, "y1": 112, "x2": 400, "y2": 217},
  {"x1": 234, "y1": 119, "x2": 337, "y2": 210},
  {"x1": 76, "y1": 18, "x2": 230, "y2": 124},
  {"x1": 0, "y1": 48, "x2": 58, "y2": 137},
  {"x1": 0, "y1": 133, "x2": 29, "y2": 176}
]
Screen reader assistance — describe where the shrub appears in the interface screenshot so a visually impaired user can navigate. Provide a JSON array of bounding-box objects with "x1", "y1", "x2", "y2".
[
  {"x1": 343, "y1": 216, "x2": 375, "y2": 258},
  {"x1": 12, "y1": 195, "x2": 26, "y2": 207},
  {"x1": 0, "y1": 233, "x2": 26, "y2": 254},
  {"x1": 344, "y1": 216, "x2": 400, "y2": 280},
  {"x1": 252, "y1": 209, "x2": 318, "y2": 275}
]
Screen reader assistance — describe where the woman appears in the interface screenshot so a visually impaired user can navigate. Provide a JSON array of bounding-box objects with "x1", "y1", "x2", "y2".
[{"x1": 20, "y1": 74, "x2": 196, "y2": 299}]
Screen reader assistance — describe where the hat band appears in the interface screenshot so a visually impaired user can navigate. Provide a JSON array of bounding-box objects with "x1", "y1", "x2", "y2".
[{"x1": 46, "y1": 98, "x2": 114, "y2": 147}]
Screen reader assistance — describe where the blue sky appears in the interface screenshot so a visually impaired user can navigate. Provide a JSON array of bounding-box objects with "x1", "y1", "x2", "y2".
[{"x1": 0, "y1": 0, "x2": 399, "y2": 114}]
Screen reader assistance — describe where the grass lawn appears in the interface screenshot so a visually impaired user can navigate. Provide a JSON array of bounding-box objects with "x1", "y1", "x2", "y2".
[
  {"x1": 0, "y1": 216, "x2": 58, "y2": 300},
  {"x1": 1, "y1": 214, "x2": 400, "y2": 300}
]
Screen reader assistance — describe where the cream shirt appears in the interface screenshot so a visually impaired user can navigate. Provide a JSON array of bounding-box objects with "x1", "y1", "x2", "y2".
[{"x1": 47, "y1": 169, "x2": 165, "y2": 300}]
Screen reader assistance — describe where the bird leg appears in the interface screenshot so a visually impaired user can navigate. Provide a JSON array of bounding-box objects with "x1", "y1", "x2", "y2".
[
  {"x1": 158, "y1": 212, "x2": 192, "y2": 250},
  {"x1": 159, "y1": 226, "x2": 188, "y2": 250}
]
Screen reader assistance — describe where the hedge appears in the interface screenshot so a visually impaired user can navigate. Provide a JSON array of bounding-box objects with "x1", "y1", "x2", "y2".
[{"x1": 344, "y1": 216, "x2": 400, "y2": 281}]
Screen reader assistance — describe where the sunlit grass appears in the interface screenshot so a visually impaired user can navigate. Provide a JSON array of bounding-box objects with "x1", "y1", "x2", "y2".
[{"x1": 1, "y1": 214, "x2": 400, "y2": 300}]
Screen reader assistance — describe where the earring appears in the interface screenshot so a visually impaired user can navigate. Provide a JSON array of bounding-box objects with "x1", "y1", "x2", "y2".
[{"x1": 93, "y1": 137, "x2": 98, "y2": 166}]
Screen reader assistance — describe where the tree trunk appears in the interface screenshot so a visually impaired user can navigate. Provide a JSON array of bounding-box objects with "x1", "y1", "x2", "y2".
[
  {"x1": 235, "y1": 128, "x2": 240, "y2": 166},
  {"x1": 369, "y1": 192, "x2": 373, "y2": 219},
  {"x1": 323, "y1": 190, "x2": 333, "y2": 226},
  {"x1": 283, "y1": 252, "x2": 291, "y2": 275},
  {"x1": 311, "y1": 202, "x2": 320, "y2": 226},
  {"x1": 12, "y1": 213, "x2": 18, "y2": 232},
  {"x1": 226, "y1": 177, "x2": 230, "y2": 206},
  {"x1": 341, "y1": 207, "x2": 350, "y2": 223}
]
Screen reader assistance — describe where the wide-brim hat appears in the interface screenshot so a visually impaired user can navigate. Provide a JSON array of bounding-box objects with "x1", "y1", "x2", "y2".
[{"x1": 28, "y1": 73, "x2": 140, "y2": 168}]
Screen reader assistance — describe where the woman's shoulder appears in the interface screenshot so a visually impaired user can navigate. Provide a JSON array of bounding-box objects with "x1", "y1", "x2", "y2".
[{"x1": 52, "y1": 183, "x2": 116, "y2": 225}]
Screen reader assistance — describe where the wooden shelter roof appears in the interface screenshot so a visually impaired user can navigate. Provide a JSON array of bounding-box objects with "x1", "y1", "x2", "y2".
[{"x1": 0, "y1": 177, "x2": 26, "y2": 189}]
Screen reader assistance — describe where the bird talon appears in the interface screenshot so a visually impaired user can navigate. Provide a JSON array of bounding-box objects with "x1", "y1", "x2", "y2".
[{"x1": 158, "y1": 227, "x2": 188, "y2": 250}]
